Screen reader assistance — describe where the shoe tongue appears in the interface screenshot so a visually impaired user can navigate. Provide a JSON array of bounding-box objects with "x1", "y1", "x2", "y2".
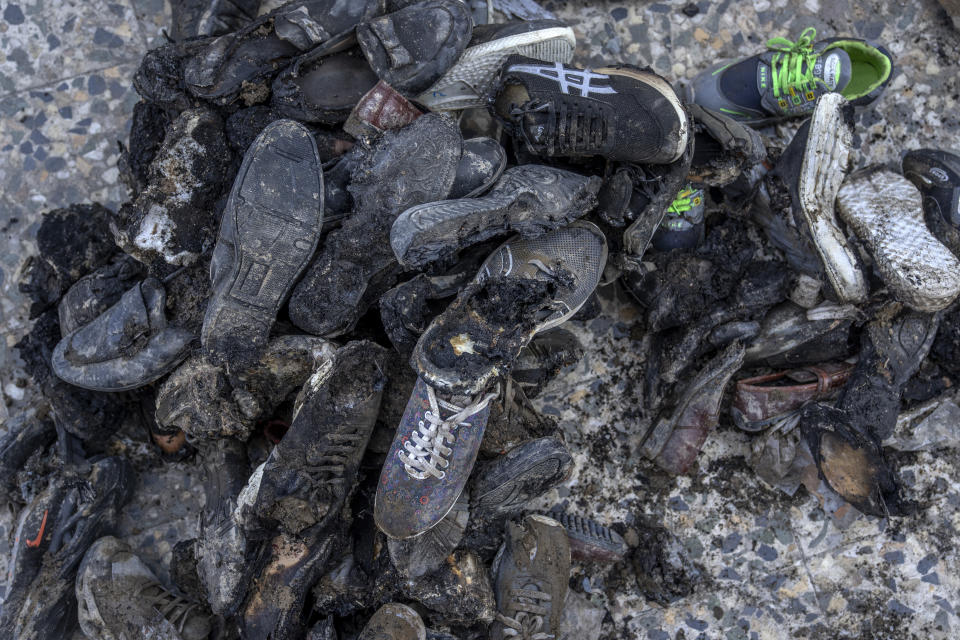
[{"x1": 756, "y1": 47, "x2": 852, "y2": 95}]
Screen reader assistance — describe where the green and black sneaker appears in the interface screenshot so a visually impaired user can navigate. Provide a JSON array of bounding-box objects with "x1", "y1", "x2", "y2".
[
  {"x1": 651, "y1": 185, "x2": 705, "y2": 251},
  {"x1": 686, "y1": 27, "x2": 893, "y2": 126}
]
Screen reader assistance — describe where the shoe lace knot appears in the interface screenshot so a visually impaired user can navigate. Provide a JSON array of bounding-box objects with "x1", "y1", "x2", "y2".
[
  {"x1": 495, "y1": 584, "x2": 554, "y2": 640},
  {"x1": 137, "y1": 581, "x2": 205, "y2": 634},
  {"x1": 397, "y1": 384, "x2": 497, "y2": 480},
  {"x1": 767, "y1": 27, "x2": 820, "y2": 98}
]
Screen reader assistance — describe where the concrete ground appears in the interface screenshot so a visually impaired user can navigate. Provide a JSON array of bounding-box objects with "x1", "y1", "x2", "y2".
[{"x1": 1, "y1": 1, "x2": 960, "y2": 639}]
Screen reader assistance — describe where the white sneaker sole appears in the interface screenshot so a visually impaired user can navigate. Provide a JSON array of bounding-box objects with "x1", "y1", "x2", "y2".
[
  {"x1": 797, "y1": 93, "x2": 868, "y2": 304},
  {"x1": 837, "y1": 170, "x2": 960, "y2": 312},
  {"x1": 418, "y1": 26, "x2": 576, "y2": 111}
]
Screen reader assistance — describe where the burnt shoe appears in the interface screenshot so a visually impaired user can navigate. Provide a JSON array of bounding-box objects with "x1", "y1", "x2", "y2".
[
  {"x1": 414, "y1": 221, "x2": 608, "y2": 397},
  {"x1": 837, "y1": 302, "x2": 939, "y2": 441},
  {"x1": 357, "y1": 0, "x2": 473, "y2": 95},
  {"x1": 640, "y1": 341, "x2": 745, "y2": 474},
  {"x1": 359, "y1": 603, "x2": 426, "y2": 640},
  {"x1": 375, "y1": 376, "x2": 496, "y2": 539},
  {"x1": 184, "y1": 0, "x2": 382, "y2": 105},
  {"x1": 801, "y1": 403, "x2": 906, "y2": 517},
  {"x1": 686, "y1": 103, "x2": 766, "y2": 187},
  {"x1": 493, "y1": 55, "x2": 688, "y2": 164},
  {"x1": 731, "y1": 361, "x2": 854, "y2": 431},
  {"x1": 51, "y1": 278, "x2": 193, "y2": 392},
  {"x1": 391, "y1": 165, "x2": 601, "y2": 270},
  {"x1": 343, "y1": 79, "x2": 425, "y2": 137},
  {"x1": 471, "y1": 436, "x2": 572, "y2": 520},
  {"x1": 0, "y1": 414, "x2": 55, "y2": 502},
  {"x1": 449, "y1": 137, "x2": 507, "y2": 199},
  {"x1": 837, "y1": 167, "x2": 960, "y2": 312},
  {"x1": 288, "y1": 113, "x2": 462, "y2": 337},
  {"x1": 901, "y1": 148, "x2": 960, "y2": 257},
  {"x1": 491, "y1": 515, "x2": 569, "y2": 640},
  {"x1": 511, "y1": 327, "x2": 583, "y2": 399},
  {"x1": 240, "y1": 526, "x2": 338, "y2": 640},
  {"x1": 239, "y1": 341, "x2": 388, "y2": 535},
  {"x1": 272, "y1": 48, "x2": 381, "y2": 124},
  {"x1": 388, "y1": 488, "x2": 470, "y2": 579},
  {"x1": 765, "y1": 93, "x2": 868, "y2": 303},
  {"x1": 549, "y1": 511, "x2": 629, "y2": 563},
  {"x1": 745, "y1": 301, "x2": 856, "y2": 365},
  {"x1": 170, "y1": 0, "x2": 261, "y2": 40},
  {"x1": 58, "y1": 256, "x2": 146, "y2": 335},
  {"x1": 77, "y1": 536, "x2": 212, "y2": 640},
  {"x1": 202, "y1": 119, "x2": 324, "y2": 368},
  {"x1": 418, "y1": 19, "x2": 575, "y2": 111},
  {"x1": 650, "y1": 184, "x2": 706, "y2": 252}
]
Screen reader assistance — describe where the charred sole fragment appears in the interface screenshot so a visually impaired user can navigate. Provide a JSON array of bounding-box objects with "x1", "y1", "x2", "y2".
[
  {"x1": 796, "y1": 93, "x2": 867, "y2": 304},
  {"x1": 391, "y1": 165, "x2": 600, "y2": 270},
  {"x1": 202, "y1": 119, "x2": 324, "y2": 365}
]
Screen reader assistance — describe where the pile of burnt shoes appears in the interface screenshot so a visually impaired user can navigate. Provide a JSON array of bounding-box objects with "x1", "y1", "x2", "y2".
[{"x1": 6, "y1": 0, "x2": 960, "y2": 638}]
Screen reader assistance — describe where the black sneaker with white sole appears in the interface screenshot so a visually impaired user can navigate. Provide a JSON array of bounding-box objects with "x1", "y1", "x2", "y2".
[{"x1": 492, "y1": 54, "x2": 688, "y2": 164}]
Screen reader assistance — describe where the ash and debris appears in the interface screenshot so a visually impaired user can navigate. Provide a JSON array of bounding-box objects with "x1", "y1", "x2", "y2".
[{"x1": 0, "y1": 1, "x2": 959, "y2": 639}]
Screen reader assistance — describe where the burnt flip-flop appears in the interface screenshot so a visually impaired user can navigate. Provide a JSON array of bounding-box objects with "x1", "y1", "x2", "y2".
[{"x1": 202, "y1": 119, "x2": 324, "y2": 368}]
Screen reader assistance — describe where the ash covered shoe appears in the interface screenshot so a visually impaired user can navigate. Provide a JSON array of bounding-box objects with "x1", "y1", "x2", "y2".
[
  {"x1": 391, "y1": 165, "x2": 601, "y2": 270},
  {"x1": 375, "y1": 376, "x2": 496, "y2": 539},
  {"x1": 491, "y1": 514, "x2": 569, "y2": 640},
  {"x1": 359, "y1": 603, "x2": 426, "y2": 640},
  {"x1": 414, "y1": 220, "x2": 608, "y2": 397},
  {"x1": 493, "y1": 55, "x2": 688, "y2": 164},
  {"x1": 511, "y1": 327, "x2": 583, "y2": 399},
  {"x1": 170, "y1": 0, "x2": 261, "y2": 41},
  {"x1": 651, "y1": 184, "x2": 706, "y2": 252},
  {"x1": 76, "y1": 536, "x2": 212, "y2": 640},
  {"x1": 51, "y1": 278, "x2": 194, "y2": 392},
  {"x1": 239, "y1": 341, "x2": 387, "y2": 536},
  {"x1": 388, "y1": 488, "x2": 470, "y2": 579},
  {"x1": 901, "y1": 148, "x2": 960, "y2": 258},
  {"x1": 549, "y1": 510, "x2": 629, "y2": 563},
  {"x1": 687, "y1": 27, "x2": 893, "y2": 126},
  {"x1": 357, "y1": 0, "x2": 473, "y2": 95},
  {"x1": 202, "y1": 119, "x2": 324, "y2": 368},
  {"x1": 272, "y1": 48, "x2": 381, "y2": 124},
  {"x1": 837, "y1": 168, "x2": 960, "y2": 312},
  {"x1": 449, "y1": 136, "x2": 507, "y2": 199},
  {"x1": 418, "y1": 19, "x2": 575, "y2": 111},
  {"x1": 471, "y1": 436, "x2": 572, "y2": 521},
  {"x1": 766, "y1": 92, "x2": 868, "y2": 303},
  {"x1": 745, "y1": 301, "x2": 856, "y2": 365},
  {"x1": 686, "y1": 103, "x2": 767, "y2": 187},
  {"x1": 641, "y1": 341, "x2": 745, "y2": 474},
  {"x1": 288, "y1": 113, "x2": 461, "y2": 337}
]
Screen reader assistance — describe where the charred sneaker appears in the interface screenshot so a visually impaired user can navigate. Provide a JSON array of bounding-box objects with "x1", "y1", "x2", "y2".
[
  {"x1": 837, "y1": 167, "x2": 960, "y2": 312},
  {"x1": 901, "y1": 148, "x2": 960, "y2": 257},
  {"x1": 687, "y1": 103, "x2": 767, "y2": 187},
  {"x1": 359, "y1": 603, "x2": 426, "y2": 640},
  {"x1": 493, "y1": 55, "x2": 688, "y2": 164},
  {"x1": 549, "y1": 510, "x2": 629, "y2": 563},
  {"x1": 391, "y1": 164, "x2": 601, "y2": 270},
  {"x1": 491, "y1": 515, "x2": 569, "y2": 640},
  {"x1": 414, "y1": 221, "x2": 608, "y2": 397},
  {"x1": 77, "y1": 536, "x2": 212, "y2": 640},
  {"x1": 687, "y1": 27, "x2": 893, "y2": 126},
  {"x1": 418, "y1": 19, "x2": 576, "y2": 111},
  {"x1": 511, "y1": 327, "x2": 583, "y2": 399},
  {"x1": 202, "y1": 119, "x2": 324, "y2": 368},
  {"x1": 651, "y1": 185, "x2": 706, "y2": 252}
]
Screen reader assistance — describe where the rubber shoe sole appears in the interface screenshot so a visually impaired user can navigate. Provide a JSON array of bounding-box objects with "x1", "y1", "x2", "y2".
[
  {"x1": 837, "y1": 169, "x2": 960, "y2": 312},
  {"x1": 418, "y1": 26, "x2": 575, "y2": 111},
  {"x1": 796, "y1": 93, "x2": 868, "y2": 304}
]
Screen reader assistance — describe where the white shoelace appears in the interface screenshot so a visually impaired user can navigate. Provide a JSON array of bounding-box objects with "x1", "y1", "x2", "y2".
[{"x1": 398, "y1": 384, "x2": 497, "y2": 480}]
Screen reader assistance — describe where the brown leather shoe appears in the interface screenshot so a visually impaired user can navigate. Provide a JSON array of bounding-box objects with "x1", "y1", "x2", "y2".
[{"x1": 731, "y1": 361, "x2": 854, "y2": 431}]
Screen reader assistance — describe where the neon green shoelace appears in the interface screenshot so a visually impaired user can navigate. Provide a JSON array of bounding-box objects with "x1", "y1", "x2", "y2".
[
  {"x1": 767, "y1": 27, "x2": 822, "y2": 99},
  {"x1": 668, "y1": 188, "x2": 695, "y2": 215}
]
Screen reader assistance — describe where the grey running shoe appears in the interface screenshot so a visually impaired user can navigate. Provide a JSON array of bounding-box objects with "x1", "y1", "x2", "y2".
[
  {"x1": 359, "y1": 603, "x2": 426, "y2": 640},
  {"x1": 414, "y1": 221, "x2": 608, "y2": 396},
  {"x1": 418, "y1": 19, "x2": 576, "y2": 111},
  {"x1": 837, "y1": 168, "x2": 960, "y2": 312},
  {"x1": 471, "y1": 436, "x2": 572, "y2": 520},
  {"x1": 52, "y1": 278, "x2": 193, "y2": 391},
  {"x1": 491, "y1": 515, "x2": 570, "y2": 640},
  {"x1": 77, "y1": 536, "x2": 212, "y2": 640},
  {"x1": 391, "y1": 165, "x2": 601, "y2": 270},
  {"x1": 202, "y1": 119, "x2": 324, "y2": 368},
  {"x1": 687, "y1": 27, "x2": 893, "y2": 126},
  {"x1": 549, "y1": 511, "x2": 629, "y2": 563}
]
